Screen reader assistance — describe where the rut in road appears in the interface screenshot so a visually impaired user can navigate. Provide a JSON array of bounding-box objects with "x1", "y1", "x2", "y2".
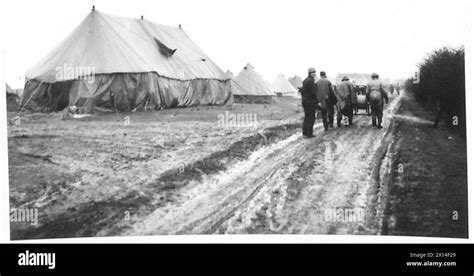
[{"x1": 126, "y1": 95, "x2": 403, "y2": 235}]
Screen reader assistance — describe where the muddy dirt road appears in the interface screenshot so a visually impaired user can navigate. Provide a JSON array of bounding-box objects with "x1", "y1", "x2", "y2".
[
  {"x1": 9, "y1": 95, "x2": 403, "y2": 238},
  {"x1": 121, "y1": 95, "x2": 403, "y2": 236},
  {"x1": 12, "y1": 92, "x2": 465, "y2": 239}
]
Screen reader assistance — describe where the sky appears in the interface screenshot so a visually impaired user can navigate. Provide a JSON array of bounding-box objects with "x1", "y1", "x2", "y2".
[{"x1": 1, "y1": 0, "x2": 470, "y2": 88}]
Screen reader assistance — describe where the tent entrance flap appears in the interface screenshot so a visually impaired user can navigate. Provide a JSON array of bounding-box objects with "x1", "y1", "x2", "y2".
[{"x1": 154, "y1": 37, "x2": 177, "y2": 57}]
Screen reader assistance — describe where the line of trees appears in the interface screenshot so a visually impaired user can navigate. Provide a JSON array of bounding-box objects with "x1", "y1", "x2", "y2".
[{"x1": 404, "y1": 46, "x2": 465, "y2": 135}]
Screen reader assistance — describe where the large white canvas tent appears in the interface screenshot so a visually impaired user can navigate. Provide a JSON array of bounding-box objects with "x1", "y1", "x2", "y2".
[
  {"x1": 233, "y1": 63, "x2": 274, "y2": 104},
  {"x1": 271, "y1": 73, "x2": 299, "y2": 98},
  {"x1": 6, "y1": 83, "x2": 15, "y2": 95},
  {"x1": 20, "y1": 8, "x2": 232, "y2": 112}
]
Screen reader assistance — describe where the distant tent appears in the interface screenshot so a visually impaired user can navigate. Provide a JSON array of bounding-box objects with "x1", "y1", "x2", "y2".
[
  {"x1": 233, "y1": 63, "x2": 274, "y2": 104},
  {"x1": 226, "y1": 70, "x2": 247, "y2": 98},
  {"x1": 225, "y1": 70, "x2": 235, "y2": 79},
  {"x1": 271, "y1": 73, "x2": 299, "y2": 98},
  {"x1": 6, "y1": 83, "x2": 19, "y2": 111},
  {"x1": 20, "y1": 9, "x2": 232, "y2": 112},
  {"x1": 288, "y1": 75, "x2": 303, "y2": 90},
  {"x1": 6, "y1": 83, "x2": 15, "y2": 94}
]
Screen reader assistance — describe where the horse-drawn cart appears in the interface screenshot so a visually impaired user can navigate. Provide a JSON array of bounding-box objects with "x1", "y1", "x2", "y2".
[{"x1": 353, "y1": 84, "x2": 370, "y2": 115}]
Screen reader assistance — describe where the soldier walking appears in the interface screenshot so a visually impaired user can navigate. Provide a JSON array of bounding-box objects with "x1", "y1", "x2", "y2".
[
  {"x1": 301, "y1": 68, "x2": 320, "y2": 138},
  {"x1": 335, "y1": 76, "x2": 356, "y2": 126},
  {"x1": 395, "y1": 83, "x2": 401, "y2": 95},
  {"x1": 389, "y1": 83, "x2": 394, "y2": 95},
  {"x1": 367, "y1": 72, "x2": 389, "y2": 128},
  {"x1": 315, "y1": 71, "x2": 337, "y2": 131}
]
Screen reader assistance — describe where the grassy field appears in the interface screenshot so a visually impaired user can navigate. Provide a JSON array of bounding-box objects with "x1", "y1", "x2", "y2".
[{"x1": 383, "y1": 92, "x2": 468, "y2": 238}]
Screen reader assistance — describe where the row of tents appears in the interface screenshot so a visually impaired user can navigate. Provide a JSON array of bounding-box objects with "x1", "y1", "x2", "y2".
[
  {"x1": 16, "y1": 9, "x2": 302, "y2": 113},
  {"x1": 226, "y1": 64, "x2": 301, "y2": 104}
]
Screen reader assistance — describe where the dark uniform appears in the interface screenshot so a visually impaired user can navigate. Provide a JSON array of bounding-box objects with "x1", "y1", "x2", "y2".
[
  {"x1": 301, "y1": 75, "x2": 319, "y2": 136},
  {"x1": 315, "y1": 77, "x2": 336, "y2": 130},
  {"x1": 389, "y1": 84, "x2": 394, "y2": 95},
  {"x1": 335, "y1": 79, "x2": 356, "y2": 126}
]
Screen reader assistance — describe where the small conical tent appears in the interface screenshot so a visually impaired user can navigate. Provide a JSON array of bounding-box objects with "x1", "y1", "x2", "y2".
[
  {"x1": 271, "y1": 73, "x2": 299, "y2": 98},
  {"x1": 225, "y1": 70, "x2": 234, "y2": 78},
  {"x1": 288, "y1": 75, "x2": 303, "y2": 89},
  {"x1": 20, "y1": 9, "x2": 232, "y2": 112},
  {"x1": 6, "y1": 83, "x2": 19, "y2": 111},
  {"x1": 226, "y1": 70, "x2": 248, "y2": 97},
  {"x1": 233, "y1": 63, "x2": 274, "y2": 104},
  {"x1": 6, "y1": 83, "x2": 15, "y2": 95}
]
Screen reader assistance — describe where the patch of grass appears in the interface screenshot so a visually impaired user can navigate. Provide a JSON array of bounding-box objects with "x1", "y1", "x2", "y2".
[{"x1": 384, "y1": 96, "x2": 468, "y2": 238}]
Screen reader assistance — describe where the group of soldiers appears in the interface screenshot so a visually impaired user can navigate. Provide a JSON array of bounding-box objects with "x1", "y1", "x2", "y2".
[
  {"x1": 301, "y1": 68, "x2": 389, "y2": 138},
  {"x1": 389, "y1": 83, "x2": 401, "y2": 95}
]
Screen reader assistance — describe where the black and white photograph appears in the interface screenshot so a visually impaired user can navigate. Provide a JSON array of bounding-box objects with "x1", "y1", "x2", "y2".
[{"x1": 2, "y1": 0, "x2": 469, "y2": 241}]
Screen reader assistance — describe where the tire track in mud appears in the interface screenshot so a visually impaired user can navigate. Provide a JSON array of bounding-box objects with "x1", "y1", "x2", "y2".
[
  {"x1": 126, "y1": 95, "x2": 404, "y2": 235},
  {"x1": 127, "y1": 133, "x2": 306, "y2": 235},
  {"x1": 154, "y1": 123, "x2": 300, "y2": 189},
  {"x1": 223, "y1": 96, "x2": 402, "y2": 235},
  {"x1": 362, "y1": 120, "x2": 400, "y2": 234},
  {"x1": 216, "y1": 137, "x2": 328, "y2": 234},
  {"x1": 11, "y1": 95, "x2": 403, "y2": 238},
  {"x1": 245, "y1": 126, "x2": 381, "y2": 235}
]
